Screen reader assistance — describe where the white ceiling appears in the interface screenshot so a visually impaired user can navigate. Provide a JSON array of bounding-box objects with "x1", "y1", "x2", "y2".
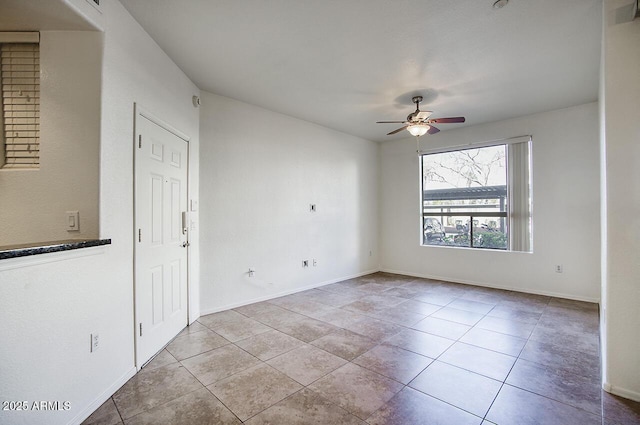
[{"x1": 122, "y1": 0, "x2": 602, "y2": 142}]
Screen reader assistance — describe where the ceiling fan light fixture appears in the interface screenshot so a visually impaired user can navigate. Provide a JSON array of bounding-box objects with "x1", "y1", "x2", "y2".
[{"x1": 407, "y1": 124, "x2": 430, "y2": 137}]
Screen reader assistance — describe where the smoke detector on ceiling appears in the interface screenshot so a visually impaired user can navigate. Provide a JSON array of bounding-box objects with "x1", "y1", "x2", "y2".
[{"x1": 493, "y1": 0, "x2": 509, "y2": 9}]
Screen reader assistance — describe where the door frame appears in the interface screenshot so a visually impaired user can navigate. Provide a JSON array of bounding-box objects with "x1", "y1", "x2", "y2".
[{"x1": 133, "y1": 103, "x2": 191, "y2": 370}]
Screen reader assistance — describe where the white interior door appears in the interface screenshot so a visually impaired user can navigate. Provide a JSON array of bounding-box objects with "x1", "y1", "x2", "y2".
[{"x1": 134, "y1": 109, "x2": 189, "y2": 367}]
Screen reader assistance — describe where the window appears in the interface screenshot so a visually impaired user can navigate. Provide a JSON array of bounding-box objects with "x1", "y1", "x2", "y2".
[
  {"x1": 0, "y1": 33, "x2": 40, "y2": 169},
  {"x1": 420, "y1": 137, "x2": 532, "y2": 251}
]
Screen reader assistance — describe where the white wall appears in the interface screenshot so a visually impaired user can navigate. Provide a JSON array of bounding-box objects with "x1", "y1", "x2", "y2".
[
  {"x1": 601, "y1": 0, "x2": 640, "y2": 401},
  {"x1": 380, "y1": 102, "x2": 600, "y2": 302},
  {"x1": 0, "y1": 1, "x2": 200, "y2": 424},
  {"x1": 100, "y1": 1, "x2": 201, "y2": 323},
  {"x1": 199, "y1": 93, "x2": 378, "y2": 313},
  {"x1": 0, "y1": 31, "x2": 101, "y2": 246}
]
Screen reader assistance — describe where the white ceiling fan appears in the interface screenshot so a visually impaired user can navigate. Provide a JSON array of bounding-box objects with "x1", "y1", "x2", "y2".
[{"x1": 377, "y1": 96, "x2": 466, "y2": 137}]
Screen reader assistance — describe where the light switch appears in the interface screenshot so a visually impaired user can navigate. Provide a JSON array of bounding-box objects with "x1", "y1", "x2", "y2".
[{"x1": 66, "y1": 211, "x2": 80, "y2": 231}]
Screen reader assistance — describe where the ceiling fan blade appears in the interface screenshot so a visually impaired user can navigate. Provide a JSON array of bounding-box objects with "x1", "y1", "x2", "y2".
[
  {"x1": 387, "y1": 126, "x2": 408, "y2": 135},
  {"x1": 377, "y1": 121, "x2": 406, "y2": 124},
  {"x1": 427, "y1": 125, "x2": 440, "y2": 135},
  {"x1": 430, "y1": 117, "x2": 466, "y2": 124}
]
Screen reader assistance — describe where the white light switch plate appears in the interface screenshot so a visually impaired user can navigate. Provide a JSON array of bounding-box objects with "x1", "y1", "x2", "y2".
[{"x1": 66, "y1": 211, "x2": 80, "y2": 231}]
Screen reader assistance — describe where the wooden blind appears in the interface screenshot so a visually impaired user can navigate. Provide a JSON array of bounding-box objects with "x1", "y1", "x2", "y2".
[{"x1": 1, "y1": 43, "x2": 40, "y2": 168}]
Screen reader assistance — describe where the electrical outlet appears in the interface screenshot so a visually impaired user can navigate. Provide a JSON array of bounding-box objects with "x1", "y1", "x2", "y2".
[
  {"x1": 90, "y1": 333, "x2": 99, "y2": 352},
  {"x1": 555, "y1": 264, "x2": 563, "y2": 273},
  {"x1": 302, "y1": 260, "x2": 309, "y2": 268},
  {"x1": 312, "y1": 259, "x2": 317, "y2": 267}
]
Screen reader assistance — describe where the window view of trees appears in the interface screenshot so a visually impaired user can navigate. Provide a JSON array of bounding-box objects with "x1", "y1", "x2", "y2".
[{"x1": 422, "y1": 145, "x2": 509, "y2": 250}]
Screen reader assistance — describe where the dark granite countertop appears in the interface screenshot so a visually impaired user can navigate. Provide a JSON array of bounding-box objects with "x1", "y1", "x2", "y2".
[{"x1": 0, "y1": 239, "x2": 111, "y2": 260}]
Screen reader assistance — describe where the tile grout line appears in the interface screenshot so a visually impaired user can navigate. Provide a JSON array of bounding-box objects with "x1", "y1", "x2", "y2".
[
  {"x1": 200, "y1": 382, "x2": 244, "y2": 424},
  {"x1": 110, "y1": 396, "x2": 126, "y2": 425},
  {"x1": 118, "y1": 386, "x2": 204, "y2": 423},
  {"x1": 482, "y1": 356, "x2": 520, "y2": 422}
]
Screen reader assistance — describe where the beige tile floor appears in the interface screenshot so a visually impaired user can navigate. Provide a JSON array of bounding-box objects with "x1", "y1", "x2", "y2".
[{"x1": 82, "y1": 272, "x2": 640, "y2": 425}]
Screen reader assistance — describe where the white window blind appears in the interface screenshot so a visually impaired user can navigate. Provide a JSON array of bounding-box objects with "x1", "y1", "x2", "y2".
[
  {"x1": 1, "y1": 40, "x2": 40, "y2": 169},
  {"x1": 507, "y1": 140, "x2": 532, "y2": 252}
]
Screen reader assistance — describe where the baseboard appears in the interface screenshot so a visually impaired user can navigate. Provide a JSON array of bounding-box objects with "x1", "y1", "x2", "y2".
[
  {"x1": 603, "y1": 382, "x2": 640, "y2": 402},
  {"x1": 380, "y1": 268, "x2": 600, "y2": 304},
  {"x1": 199, "y1": 269, "x2": 379, "y2": 316},
  {"x1": 68, "y1": 366, "x2": 137, "y2": 425}
]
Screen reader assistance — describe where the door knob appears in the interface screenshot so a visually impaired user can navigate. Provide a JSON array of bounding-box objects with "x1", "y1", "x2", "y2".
[{"x1": 181, "y1": 242, "x2": 190, "y2": 248}]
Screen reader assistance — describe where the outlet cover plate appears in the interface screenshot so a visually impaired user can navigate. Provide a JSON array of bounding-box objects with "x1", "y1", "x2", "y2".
[{"x1": 91, "y1": 333, "x2": 99, "y2": 352}]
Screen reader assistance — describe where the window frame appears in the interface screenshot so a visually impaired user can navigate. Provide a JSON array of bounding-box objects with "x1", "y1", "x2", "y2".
[{"x1": 419, "y1": 135, "x2": 532, "y2": 252}]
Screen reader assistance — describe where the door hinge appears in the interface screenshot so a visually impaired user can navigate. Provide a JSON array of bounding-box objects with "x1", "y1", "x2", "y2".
[
  {"x1": 138, "y1": 134, "x2": 142, "y2": 148},
  {"x1": 138, "y1": 229, "x2": 141, "y2": 242},
  {"x1": 139, "y1": 323, "x2": 143, "y2": 337}
]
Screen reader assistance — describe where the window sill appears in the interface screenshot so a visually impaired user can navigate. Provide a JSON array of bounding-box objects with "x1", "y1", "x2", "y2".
[
  {"x1": 0, "y1": 238, "x2": 111, "y2": 260},
  {"x1": 420, "y1": 243, "x2": 532, "y2": 254}
]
